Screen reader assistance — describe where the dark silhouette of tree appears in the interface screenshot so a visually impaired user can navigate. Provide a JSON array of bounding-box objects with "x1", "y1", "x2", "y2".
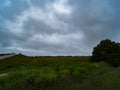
[{"x1": 90, "y1": 39, "x2": 120, "y2": 67}]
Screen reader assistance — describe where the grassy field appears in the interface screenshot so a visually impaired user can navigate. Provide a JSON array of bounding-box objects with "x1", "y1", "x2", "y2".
[{"x1": 0, "y1": 54, "x2": 120, "y2": 90}]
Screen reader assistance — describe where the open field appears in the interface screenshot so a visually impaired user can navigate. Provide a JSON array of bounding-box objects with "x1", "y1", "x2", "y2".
[{"x1": 0, "y1": 54, "x2": 120, "y2": 90}]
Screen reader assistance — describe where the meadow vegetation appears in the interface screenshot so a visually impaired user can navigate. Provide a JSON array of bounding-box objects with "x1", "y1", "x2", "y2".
[{"x1": 0, "y1": 54, "x2": 120, "y2": 90}]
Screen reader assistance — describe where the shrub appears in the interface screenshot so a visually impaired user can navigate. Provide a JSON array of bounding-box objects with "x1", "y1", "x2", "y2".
[{"x1": 90, "y1": 39, "x2": 120, "y2": 67}]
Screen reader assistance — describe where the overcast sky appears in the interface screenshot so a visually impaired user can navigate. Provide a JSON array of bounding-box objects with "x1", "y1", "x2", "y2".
[{"x1": 0, "y1": 0, "x2": 120, "y2": 56}]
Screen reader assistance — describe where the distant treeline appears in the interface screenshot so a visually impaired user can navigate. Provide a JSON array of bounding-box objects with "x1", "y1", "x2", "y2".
[{"x1": 0, "y1": 53, "x2": 15, "y2": 56}]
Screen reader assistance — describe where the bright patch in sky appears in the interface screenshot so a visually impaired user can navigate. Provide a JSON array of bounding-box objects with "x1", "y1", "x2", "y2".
[
  {"x1": 53, "y1": 0, "x2": 71, "y2": 15},
  {"x1": 4, "y1": 0, "x2": 11, "y2": 7}
]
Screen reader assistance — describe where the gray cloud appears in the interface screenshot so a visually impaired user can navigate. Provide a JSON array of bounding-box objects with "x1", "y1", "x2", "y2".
[
  {"x1": 0, "y1": 0, "x2": 120, "y2": 56},
  {"x1": 69, "y1": 0, "x2": 120, "y2": 44}
]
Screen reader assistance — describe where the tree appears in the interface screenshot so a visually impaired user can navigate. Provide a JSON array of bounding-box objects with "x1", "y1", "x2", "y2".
[{"x1": 90, "y1": 39, "x2": 120, "y2": 67}]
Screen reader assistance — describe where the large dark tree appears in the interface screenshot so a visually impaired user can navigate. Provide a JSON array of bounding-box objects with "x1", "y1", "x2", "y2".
[{"x1": 90, "y1": 39, "x2": 120, "y2": 67}]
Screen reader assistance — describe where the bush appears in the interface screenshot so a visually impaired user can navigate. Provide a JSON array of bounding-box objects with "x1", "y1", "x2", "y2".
[{"x1": 90, "y1": 39, "x2": 120, "y2": 67}]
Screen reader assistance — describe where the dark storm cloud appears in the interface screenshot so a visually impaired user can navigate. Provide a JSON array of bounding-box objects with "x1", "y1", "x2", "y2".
[
  {"x1": 0, "y1": 0, "x2": 120, "y2": 55},
  {"x1": 69, "y1": 0, "x2": 120, "y2": 45}
]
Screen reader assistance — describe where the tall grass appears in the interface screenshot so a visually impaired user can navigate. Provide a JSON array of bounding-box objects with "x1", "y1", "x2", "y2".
[{"x1": 0, "y1": 55, "x2": 120, "y2": 90}]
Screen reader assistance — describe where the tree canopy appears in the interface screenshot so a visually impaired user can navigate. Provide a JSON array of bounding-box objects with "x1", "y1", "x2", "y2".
[{"x1": 90, "y1": 39, "x2": 120, "y2": 67}]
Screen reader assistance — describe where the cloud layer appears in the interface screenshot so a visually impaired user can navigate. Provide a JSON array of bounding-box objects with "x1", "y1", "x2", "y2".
[{"x1": 0, "y1": 0, "x2": 120, "y2": 56}]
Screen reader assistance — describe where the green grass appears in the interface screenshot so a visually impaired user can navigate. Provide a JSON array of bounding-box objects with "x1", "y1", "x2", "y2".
[{"x1": 0, "y1": 54, "x2": 120, "y2": 90}]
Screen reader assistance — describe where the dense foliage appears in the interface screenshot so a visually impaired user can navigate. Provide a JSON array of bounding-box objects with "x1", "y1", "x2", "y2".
[{"x1": 91, "y1": 39, "x2": 120, "y2": 67}]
